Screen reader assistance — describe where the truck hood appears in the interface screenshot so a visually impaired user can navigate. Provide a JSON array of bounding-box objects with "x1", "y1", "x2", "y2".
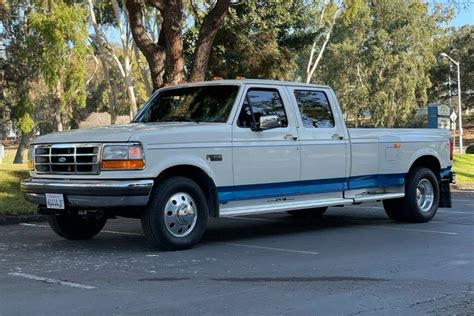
[{"x1": 32, "y1": 122, "x2": 231, "y2": 144}]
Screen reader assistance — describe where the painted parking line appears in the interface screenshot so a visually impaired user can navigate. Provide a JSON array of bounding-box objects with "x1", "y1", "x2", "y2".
[
  {"x1": 20, "y1": 223, "x2": 49, "y2": 228},
  {"x1": 20, "y1": 223, "x2": 142, "y2": 236},
  {"x1": 220, "y1": 242, "x2": 319, "y2": 255},
  {"x1": 453, "y1": 199, "x2": 474, "y2": 203},
  {"x1": 438, "y1": 210, "x2": 473, "y2": 215},
  {"x1": 8, "y1": 272, "x2": 95, "y2": 290},
  {"x1": 101, "y1": 230, "x2": 142, "y2": 236},
  {"x1": 368, "y1": 226, "x2": 458, "y2": 235}
]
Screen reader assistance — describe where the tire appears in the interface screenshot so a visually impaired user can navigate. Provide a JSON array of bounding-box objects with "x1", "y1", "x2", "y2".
[
  {"x1": 383, "y1": 167, "x2": 439, "y2": 223},
  {"x1": 141, "y1": 176, "x2": 209, "y2": 250},
  {"x1": 287, "y1": 207, "x2": 328, "y2": 218},
  {"x1": 48, "y1": 210, "x2": 107, "y2": 240}
]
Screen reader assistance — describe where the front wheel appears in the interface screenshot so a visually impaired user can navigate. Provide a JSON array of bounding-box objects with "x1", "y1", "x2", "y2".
[
  {"x1": 141, "y1": 177, "x2": 209, "y2": 250},
  {"x1": 383, "y1": 167, "x2": 439, "y2": 223},
  {"x1": 48, "y1": 210, "x2": 107, "y2": 240}
]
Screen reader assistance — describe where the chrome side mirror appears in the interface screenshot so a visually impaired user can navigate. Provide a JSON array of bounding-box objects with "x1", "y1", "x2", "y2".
[{"x1": 251, "y1": 115, "x2": 281, "y2": 131}]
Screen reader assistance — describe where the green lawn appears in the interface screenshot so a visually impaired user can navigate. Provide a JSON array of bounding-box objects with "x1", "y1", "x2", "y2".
[
  {"x1": 452, "y1": 154, "x2": 474, "y2": 186},
  {"x1": 0, "y1": 148, "x2": 473, "y2": 216},
  {"x1": 0, "y1": 148, "x2": 36, "y2": 215}
]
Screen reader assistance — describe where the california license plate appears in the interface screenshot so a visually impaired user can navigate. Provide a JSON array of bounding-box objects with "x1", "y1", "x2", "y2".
[{"x1": 45, "y1": 193, "x2": 65, "y2": 209}]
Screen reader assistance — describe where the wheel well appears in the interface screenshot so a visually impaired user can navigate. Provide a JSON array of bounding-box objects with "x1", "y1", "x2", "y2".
[
  {"x1": 408, "y1": 156, "x2": 441, "y2": 180},
  {"x1": 156, "y1": 165, "x2": 219, "y2": 217}
]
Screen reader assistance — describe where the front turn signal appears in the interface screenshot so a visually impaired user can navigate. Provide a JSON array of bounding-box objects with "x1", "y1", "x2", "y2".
[{"x1": 101, "y1": 159, "x2": 145, "y2": 170}]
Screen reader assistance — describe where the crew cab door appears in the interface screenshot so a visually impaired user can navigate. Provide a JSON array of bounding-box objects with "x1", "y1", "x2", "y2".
[
  {"x1": 230, "y1": 84, "x2": 301, "y2": 200},
  {"x1": 287, "y1": 87, "x2": 349, "y2": 197}
]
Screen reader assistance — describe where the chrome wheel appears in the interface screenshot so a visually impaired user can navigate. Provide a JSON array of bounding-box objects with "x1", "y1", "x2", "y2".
[
  {"x1": 163, "y1": 192, "x2": 197, "y2": 238},
  {"x1": 416, "y1": 179, "x2": 434, "y2": 212}
]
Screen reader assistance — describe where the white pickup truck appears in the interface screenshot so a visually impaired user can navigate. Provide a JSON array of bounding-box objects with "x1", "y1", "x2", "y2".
[{"x1": 21, "y1": 79, "x2": 455, "y2": 250}]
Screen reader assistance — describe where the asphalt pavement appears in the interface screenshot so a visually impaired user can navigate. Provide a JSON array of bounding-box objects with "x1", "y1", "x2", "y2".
[{"x1": 0, "y1": 192, "x2": 473, "y2": 315}]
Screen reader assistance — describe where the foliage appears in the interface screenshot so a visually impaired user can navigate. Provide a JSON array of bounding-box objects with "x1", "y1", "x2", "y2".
[
  {"x1": 29, "y1": 2, "x2": 90, "y2": 112},
  {"x1": 206, "y1": 0, "x2": 313, "y2": 80},
  {"x1": 321, "y1": 0, "x2": 452, "y2": 127},
  {"x1": 466, "y1": 144, "x2": 474, "y2": 154},
  {"x1": 0, "y1": 0, "x2": 42, "y2": 134},
  {"x1": 429, "y1": 25, "x2": 473, "y2": 111}
]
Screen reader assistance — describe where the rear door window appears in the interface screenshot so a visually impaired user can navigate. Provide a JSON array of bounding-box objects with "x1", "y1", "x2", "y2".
[{"x1": 294, "y1": 90, "x2": 335, "y2": 128}]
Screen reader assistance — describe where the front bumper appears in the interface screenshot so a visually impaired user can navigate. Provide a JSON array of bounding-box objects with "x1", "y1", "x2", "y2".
[{"x1": 21, "y1": 178, "x2": 154, "y2": 208}]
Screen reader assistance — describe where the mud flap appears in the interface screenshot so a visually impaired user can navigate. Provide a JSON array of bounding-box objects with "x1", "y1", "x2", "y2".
[{"x1": 439, "y1": 180, "x2": 452, "y2": 208}]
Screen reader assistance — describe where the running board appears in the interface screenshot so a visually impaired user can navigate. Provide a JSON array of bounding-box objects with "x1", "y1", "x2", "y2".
[
  {"x1": 220, "y1": 198, "x2": 353, "y2": 217},
  {"x1": 352, "y1": 193, "x2": 404, "y2": 203}
]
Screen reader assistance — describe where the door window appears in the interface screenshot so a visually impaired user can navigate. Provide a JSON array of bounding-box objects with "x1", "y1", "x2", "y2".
[
  {"x1": 238, "y1": 88, "x2": 288, "y2": 128},
  {"x1": 294, "y1": 90, "x2": 335, "y2": 128}
]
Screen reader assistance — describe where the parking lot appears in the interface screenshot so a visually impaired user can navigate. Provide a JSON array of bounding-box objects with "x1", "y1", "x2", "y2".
[{"x1": 0, "y1": 191, "x2": 473, "y2": 315}]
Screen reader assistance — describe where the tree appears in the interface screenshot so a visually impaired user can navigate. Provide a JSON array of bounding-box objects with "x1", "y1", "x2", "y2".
[
  {"x1": 206, "y1": 0, "x2": 313, "y2": 80},
  {"x1": 125, "y1": 0, "x2": 231, "y2": 89},
  {"x1": 0, "y1": 0, "x2": 43, "y2": 163},
  {"x1": 429, "y1": 25, "x2": 473, "y2": 112},
  {"x1": 29, "y1": 1, "x2": 90, "y2": 131},
  {"x1": 305, "y1": 0, "x2": 343, "y2": 83},
  {"x1": 321, "y1": 0, "x2": 451, "y2": 127}
]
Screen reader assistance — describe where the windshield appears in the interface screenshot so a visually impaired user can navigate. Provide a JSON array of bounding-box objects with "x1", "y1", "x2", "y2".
[{"x1": 134, "y1": 85, "x2": 240, "y2": 123}]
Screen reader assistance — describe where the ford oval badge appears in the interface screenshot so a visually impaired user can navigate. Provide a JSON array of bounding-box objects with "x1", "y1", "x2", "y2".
[{"x1": 58, "y1": 157, "x2": 67, "y2": 163}]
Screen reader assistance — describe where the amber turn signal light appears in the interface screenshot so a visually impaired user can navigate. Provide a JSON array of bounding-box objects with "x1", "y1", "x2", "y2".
[{"x1": 101, "y1": 159, "x2": 145, "y2": 170}]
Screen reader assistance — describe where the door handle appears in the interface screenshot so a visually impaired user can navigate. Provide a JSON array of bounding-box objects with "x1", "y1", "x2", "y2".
[
  {"x1": 332, "y1": 134, "x2": 344, "y2": 140},
  {"x1": 284, "y1": 134, "x2": 298, "y2": 141}
]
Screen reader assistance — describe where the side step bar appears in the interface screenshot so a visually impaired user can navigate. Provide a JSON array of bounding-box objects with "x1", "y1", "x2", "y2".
[{"x1": 219, "y1": 192, "x2": 405, "y2": 218}]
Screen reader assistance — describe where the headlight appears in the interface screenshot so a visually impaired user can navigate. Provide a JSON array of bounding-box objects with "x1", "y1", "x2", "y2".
[
  {"x1": 101, "y1": 144, "x2": 145, "y2": 170},
  {"x1": 28, "y1": 146, "x2": 34, "y2": 170}
]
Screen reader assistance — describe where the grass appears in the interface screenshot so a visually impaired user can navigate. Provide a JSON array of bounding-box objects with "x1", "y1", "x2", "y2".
[
  {"x1": 452, "y1": 154, "x2": 474, "y2": 186},
  {"x1": 0, "y1": 148, "x2": 36, "y2": 215},
  {"x1": 0, "y1": 148, "x2": 473, "y2": 216}
]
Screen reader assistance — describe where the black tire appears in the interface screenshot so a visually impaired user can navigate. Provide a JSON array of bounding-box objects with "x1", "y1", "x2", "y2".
[
  {"x1": 141, "y1": 176, "x2": 209, "y2": 250},
  {"x1": 287, "y1": 207, "x2": 328, "y2": 218},
  {"x1": 383, "y1": 167, "x2": 439, "y2": 223},
  {"x1": 48, "y1": 210, "x2": 107, "y2": 240}
]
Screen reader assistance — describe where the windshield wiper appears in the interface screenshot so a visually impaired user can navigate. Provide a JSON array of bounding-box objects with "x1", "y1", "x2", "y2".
[{"x1": 160, "y1": 116, "x2": 200, "y2": 124}]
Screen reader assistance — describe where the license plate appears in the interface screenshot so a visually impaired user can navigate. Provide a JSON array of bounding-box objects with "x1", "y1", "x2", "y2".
[{"x1": 45, "y1": 193, "x2": 65, "y2": 210}]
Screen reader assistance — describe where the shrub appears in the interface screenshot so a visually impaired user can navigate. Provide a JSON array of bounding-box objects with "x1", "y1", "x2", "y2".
[{"x1": 466, "y1": 144, "x2": 474, "y2": 154}]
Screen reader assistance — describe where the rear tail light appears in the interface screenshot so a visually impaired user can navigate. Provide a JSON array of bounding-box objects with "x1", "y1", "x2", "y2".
[{"x1": 449, "y1": 139, "x2": 453, "y2": 161}]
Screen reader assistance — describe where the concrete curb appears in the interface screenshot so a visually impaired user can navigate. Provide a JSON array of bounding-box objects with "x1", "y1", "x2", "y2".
[
  {"x1": 0, "y1": 214, "x2": 47, "y2": 226},
  {"x1": 452, "y1": 184, "x2": 474, "y2": 192}
]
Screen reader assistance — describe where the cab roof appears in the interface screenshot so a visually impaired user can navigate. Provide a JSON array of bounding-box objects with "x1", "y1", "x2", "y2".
[{"x1": 161, "y1": 79, "x2": 331, "y2": 90}]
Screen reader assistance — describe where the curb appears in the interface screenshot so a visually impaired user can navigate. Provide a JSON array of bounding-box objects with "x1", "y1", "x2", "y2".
[
  {"x1": 0, "y1": 214, "x2": 47, "y2": 226},
  {"x1": 452, "y1": 184, "x2": 474, "y2": 192}
]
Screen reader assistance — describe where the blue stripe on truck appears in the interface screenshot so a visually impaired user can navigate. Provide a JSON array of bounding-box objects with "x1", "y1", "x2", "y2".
[{"x1": 218, "y1": 173, "x2": 406, "y2": 203}]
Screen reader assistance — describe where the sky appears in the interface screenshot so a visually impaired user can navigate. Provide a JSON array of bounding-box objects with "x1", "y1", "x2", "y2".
[{"x1": 449, "y1": 4, "x2": 474, "y2": 27}]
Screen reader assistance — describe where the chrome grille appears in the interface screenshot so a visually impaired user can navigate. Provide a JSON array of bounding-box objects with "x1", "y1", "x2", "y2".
[{"x1": 34, "y1": 144, "x2": 101, "y2": 174}]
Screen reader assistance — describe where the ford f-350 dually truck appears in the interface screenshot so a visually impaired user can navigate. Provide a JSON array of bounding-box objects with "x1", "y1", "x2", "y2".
[{"x1": 21, "y1": 80, "x2": 455, "y2": 250}]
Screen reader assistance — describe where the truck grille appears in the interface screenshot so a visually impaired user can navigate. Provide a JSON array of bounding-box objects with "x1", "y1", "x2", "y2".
[{"x1": 34, "y1": 144, "x2": 101, "y2": 174}]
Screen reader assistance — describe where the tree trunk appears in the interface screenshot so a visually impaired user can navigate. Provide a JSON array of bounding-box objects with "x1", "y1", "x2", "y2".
[
  {"x1": 305, "y1": 2, "x2": 341, "y2": 83},
  {"x1": 111, "y1": 0, "x2": 138, "y2": 117},
  {"x1": 162, "y1": 0, "x2": 184, "y2": 84},
  {"x1": 55, "y1": 80, "x2": 64, "y2": 132},
  {"x1": 126, "y1": 0, "x2": 166, "y2": 90},
  {"x1": 13, "y1": 130, "x2": 34, "y2": 164},
  {"x1": 189, "y1": 0, "x2": 231, "y2": 82}
]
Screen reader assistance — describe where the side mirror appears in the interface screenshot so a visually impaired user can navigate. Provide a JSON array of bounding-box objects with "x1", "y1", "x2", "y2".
[{"x1": 251, "y1": 115, "x2": 281, "y2": 131}]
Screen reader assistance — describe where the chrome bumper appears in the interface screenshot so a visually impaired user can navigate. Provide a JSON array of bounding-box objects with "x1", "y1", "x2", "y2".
[{"x1": 21, "y1": 178, "x2": 154, "y2": 208}]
